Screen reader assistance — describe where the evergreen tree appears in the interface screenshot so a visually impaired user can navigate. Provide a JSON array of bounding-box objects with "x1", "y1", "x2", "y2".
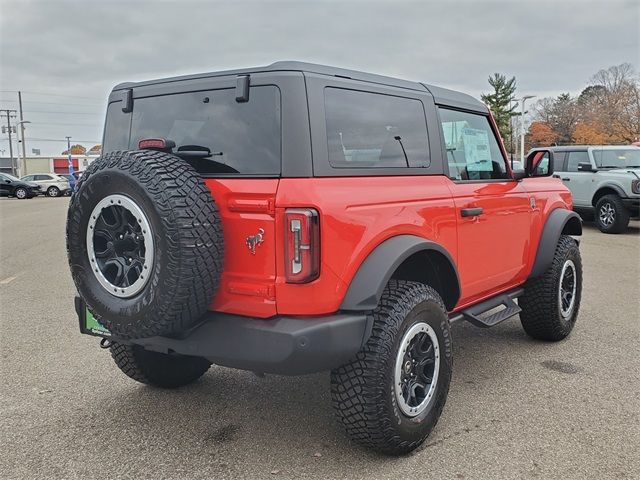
[{"x1": 481, "y1": 73, "x2": 518, "y2": 150}]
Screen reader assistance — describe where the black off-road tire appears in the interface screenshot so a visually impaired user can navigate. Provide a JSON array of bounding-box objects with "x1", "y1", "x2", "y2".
[
  {"x1": 331, "y1": 280, "x2": 453, "y2": 455},
  {"x1": 67, "y1": 150, "x2": 223, "y2": 339},
  {"x1": 519, "y1": 235, "x2": 582, "y2": 341},
  {"x1": 595, "y1": 194, "x2": 630, "y2": 234},
  {"x1": 110, "y1": 343, "x2": 211, "y2": 388}
]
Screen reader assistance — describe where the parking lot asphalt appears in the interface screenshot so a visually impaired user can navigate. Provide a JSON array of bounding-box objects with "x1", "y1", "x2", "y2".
[{"x1": 1, "y1": 196, "x2": 639, "y2": 480}]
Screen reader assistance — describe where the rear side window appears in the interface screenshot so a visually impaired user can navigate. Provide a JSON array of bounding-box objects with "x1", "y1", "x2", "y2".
[
  {"x1": 324, "y1": 88, "x2": 430, "y2": 168},
  {"x1": 129, "y1": 86, "x2": 281, "y2": 175},
  {"x1": 103, "y1": 102, "x2": 131, "y2": 152},
  {"x1": 553, "y1": 151, "x2": 566, "y2": 171},
  {"x1": 438, "y1": 108, "x2": 508, "y2": 181},
  {"x1": 566, "y1": 151, "x2": 589, "y2": 172}
]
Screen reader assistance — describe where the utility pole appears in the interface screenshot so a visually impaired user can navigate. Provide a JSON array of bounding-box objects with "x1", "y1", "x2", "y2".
[
  {"x1": 1, "y1": 109, "x2": 17, "y2": 175},
  {"x1": 18, "y1": 92, "x2": 27, "y2": 176}
]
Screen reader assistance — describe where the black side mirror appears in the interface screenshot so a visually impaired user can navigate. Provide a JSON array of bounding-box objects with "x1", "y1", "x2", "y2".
[
  {"x1": 577, "y1": 162, "x2": 595, "y2": 172},
  {"x1": 525, "y1": 150, "x2": 554, "y2": 177},
  {"x1": 5, "y1": 179, "x2": 11, "y2": 184}
]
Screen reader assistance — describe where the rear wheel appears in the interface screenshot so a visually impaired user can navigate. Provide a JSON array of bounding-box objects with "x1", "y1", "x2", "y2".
[
  {"x1": 47, "y1": 186, "x2": 60, "y2": 197},
  {"x1": 595, "y1": 194, "x2": 629, "y2": 233},
  {"x1": 331, "y1": 280, "x2": 452, "y2": 455},
  {"x1": 110, "y1": 343, "x2": 211, "y2": 388},
  {"x1": 519, "y1": 235, "x2": 582, "y2": 341}
]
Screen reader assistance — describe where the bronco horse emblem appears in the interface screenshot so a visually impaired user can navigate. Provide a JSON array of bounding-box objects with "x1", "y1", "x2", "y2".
[{"x1": 246, "y1": 228, "x2": 265, "y2": 255}]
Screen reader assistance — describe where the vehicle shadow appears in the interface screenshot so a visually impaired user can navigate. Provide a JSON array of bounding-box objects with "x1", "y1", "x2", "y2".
[
  {"x1": 65, "y1": 318, "x2": 546, "y2": 476},
  {"x1": 580, "y1": 218, "x2": 640, "y2": 235}
]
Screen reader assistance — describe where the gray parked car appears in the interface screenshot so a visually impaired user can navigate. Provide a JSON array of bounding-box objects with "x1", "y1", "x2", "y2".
[
  {"x1": 20, "y1": 173, "x2": 70, "y2": 197},
  {"x1": 530, "y1": 145, "x2": 640, "y2": 233}
]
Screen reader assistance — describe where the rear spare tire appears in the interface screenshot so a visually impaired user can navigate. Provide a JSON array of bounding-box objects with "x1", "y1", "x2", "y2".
[{"x1": 66, "y1": 150, "x2": 223, "y2": 339}]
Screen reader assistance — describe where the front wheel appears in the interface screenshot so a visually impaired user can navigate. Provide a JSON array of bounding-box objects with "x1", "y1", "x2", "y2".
[
  {"x1": 331, "y1": 280, "x2": 452, "y2": 455},
  {"x1": 47, "y1": 186, "x2": 60, "y2": 197},
  {"x1": 14, "y1": 187, "x2": 28, "y2": 199},
  {"x1": 595, "y1": 194, "x2": 629, "y2": 234},
  {"x1": 519, "y1": 235, "x2": 582, "y2": 341},
  {"x1": 110, "y1": 343, "x2": 211, "y2": 388}
]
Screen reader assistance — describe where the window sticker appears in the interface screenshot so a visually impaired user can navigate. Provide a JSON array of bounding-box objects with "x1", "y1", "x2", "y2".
[{"x1": 462, "y1": 128, "x2": 491, "y2": 171}]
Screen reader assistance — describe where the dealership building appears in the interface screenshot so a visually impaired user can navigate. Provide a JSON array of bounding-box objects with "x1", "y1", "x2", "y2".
[{"x1": 0, "y1": 155, "x2": 98, "y2": 177}]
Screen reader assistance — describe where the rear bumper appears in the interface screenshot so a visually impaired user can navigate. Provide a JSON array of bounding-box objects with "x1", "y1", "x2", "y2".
[{"x1": 75, "y1": 297, "x2": 371, "y2": 375}]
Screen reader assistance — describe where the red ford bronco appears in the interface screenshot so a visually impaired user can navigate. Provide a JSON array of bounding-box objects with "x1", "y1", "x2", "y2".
[{"x1": 67, "y1": 62, "x2": 583, "y2": 455}]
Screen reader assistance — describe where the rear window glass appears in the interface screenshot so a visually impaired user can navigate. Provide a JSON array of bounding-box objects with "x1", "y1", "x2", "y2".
[
  {"x1": 121, "y1": 86, "x2": 281, "y2": 175},
  {"x1": 324, "y1": 88, "x2": 430, "y2": 169}
]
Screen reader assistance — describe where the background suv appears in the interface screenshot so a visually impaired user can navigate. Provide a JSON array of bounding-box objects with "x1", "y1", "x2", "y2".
[
  {"x1": 533, "y1": 145, "x2": 640, "y2": 233},
  {"x1": 21, "y1": 173, "x2": 70, "y2": 197},
  {"x1": 0, "y1": 173, "x2": 41, "y2": 199}
]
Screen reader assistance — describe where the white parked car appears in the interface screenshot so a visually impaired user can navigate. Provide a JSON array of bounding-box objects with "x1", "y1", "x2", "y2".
[{"x1": 20, "y1": 173, "x2": 71, "y2": 197}]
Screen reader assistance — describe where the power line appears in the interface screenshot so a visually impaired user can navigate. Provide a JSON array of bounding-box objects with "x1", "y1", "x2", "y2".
[
  {"x1": 13, "y1": 137, "x2": 101, "y2": 143},
  {"x1": 23, "y1": 110, "x2": 103, "y2": 116},
  {"x1": 0, "y1": 90, "x2": 97, "y2": 100},
  {"x1": 28, "y1": 121, "x2": 102, "y2": 126},
  {"x1": 0, "y1": 99, "x2": 103, "y2": 107}
]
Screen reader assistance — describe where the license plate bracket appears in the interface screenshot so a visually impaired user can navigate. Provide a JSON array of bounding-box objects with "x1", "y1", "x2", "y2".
[{"x1": 75, "y1": 297, "x2": 111, "y2": 337}]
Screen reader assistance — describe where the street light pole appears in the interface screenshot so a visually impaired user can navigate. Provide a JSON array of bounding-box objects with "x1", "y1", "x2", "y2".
[
  {"x1": 18, "y1": 91, "x2": 27, "y2": 169},
  {"x1": 509, "y1": 97, "x2": 519, "y2": 167},
  {"x1": 520, "y1": 95, "x2": 535, "y2": 164}
]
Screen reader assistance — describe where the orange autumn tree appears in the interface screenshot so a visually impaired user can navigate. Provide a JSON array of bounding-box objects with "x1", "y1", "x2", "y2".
[
  {"x1": 571, "y1": 122, "x2": 610, "y2": 144},
  {"x1": 527, "y1": 121, "x2": 557, "y2": 148},
  {"x1": 62, "y1": 144, "x2": 86, "y2": 155}
]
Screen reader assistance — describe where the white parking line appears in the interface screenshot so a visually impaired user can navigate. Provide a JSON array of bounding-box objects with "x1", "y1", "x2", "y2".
[{"x1": 0, "y1": 276, "x2": 17, "y2": 285}]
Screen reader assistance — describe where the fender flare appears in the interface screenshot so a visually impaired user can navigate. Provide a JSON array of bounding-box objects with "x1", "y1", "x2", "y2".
[
  {"x1": 592, "y1": 183, "x2": 627, "y2": 205},
  {"x1": 340, "y1": 235, "x2": 460, "y2": 311},
  {"x1": 529, "y1": 209, "x2": 582, "y2": 279}
]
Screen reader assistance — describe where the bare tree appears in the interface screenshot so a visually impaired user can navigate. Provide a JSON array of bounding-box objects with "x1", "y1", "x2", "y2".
[{"x1": 586, "y1": 63, "x2": 640, "y2": 142}]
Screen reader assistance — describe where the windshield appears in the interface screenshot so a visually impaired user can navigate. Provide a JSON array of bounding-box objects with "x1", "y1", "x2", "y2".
[
  {"x1": 1, "y1": 173, "x2": 21, "y2": 182},
  {"x1": 592, "y1": 148, "x2": 640, "y2": 169}
]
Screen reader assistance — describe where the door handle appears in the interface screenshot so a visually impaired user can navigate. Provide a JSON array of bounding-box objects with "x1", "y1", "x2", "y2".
[
  {"x1": 552, "y1": 174, "x2": 561, "y2": 179},
  {"x1": 461, "y1": 207, "x2": 484, "y2": 217},
  {"x1": 562, "y1": 177, "x2": 570, "y2": 181}
]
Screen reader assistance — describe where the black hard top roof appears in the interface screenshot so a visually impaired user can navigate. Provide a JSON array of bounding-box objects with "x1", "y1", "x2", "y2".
[{"x1": 113, "y1": 61, "x2": 486, "y2": 112}]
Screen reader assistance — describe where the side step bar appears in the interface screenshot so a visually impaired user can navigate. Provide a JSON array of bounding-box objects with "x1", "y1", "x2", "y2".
[{"x1": 449, "y1": 288, "x2": 524, "y2": 328}]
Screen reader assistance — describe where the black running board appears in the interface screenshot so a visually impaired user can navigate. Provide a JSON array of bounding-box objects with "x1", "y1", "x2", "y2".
[{"x1": 449, "y1": 288, "x2": 524, "y2": 328}]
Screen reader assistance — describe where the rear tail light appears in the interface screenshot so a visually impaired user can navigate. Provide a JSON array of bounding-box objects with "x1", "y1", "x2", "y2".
[{"x1": 285, "y1": 208, "x2": 319, "y2": 283}]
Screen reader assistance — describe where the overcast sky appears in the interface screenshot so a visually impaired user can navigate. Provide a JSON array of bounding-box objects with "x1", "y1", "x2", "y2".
[{"x1": 1, "y1": 0, "x2": 638, "y2": 157}]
